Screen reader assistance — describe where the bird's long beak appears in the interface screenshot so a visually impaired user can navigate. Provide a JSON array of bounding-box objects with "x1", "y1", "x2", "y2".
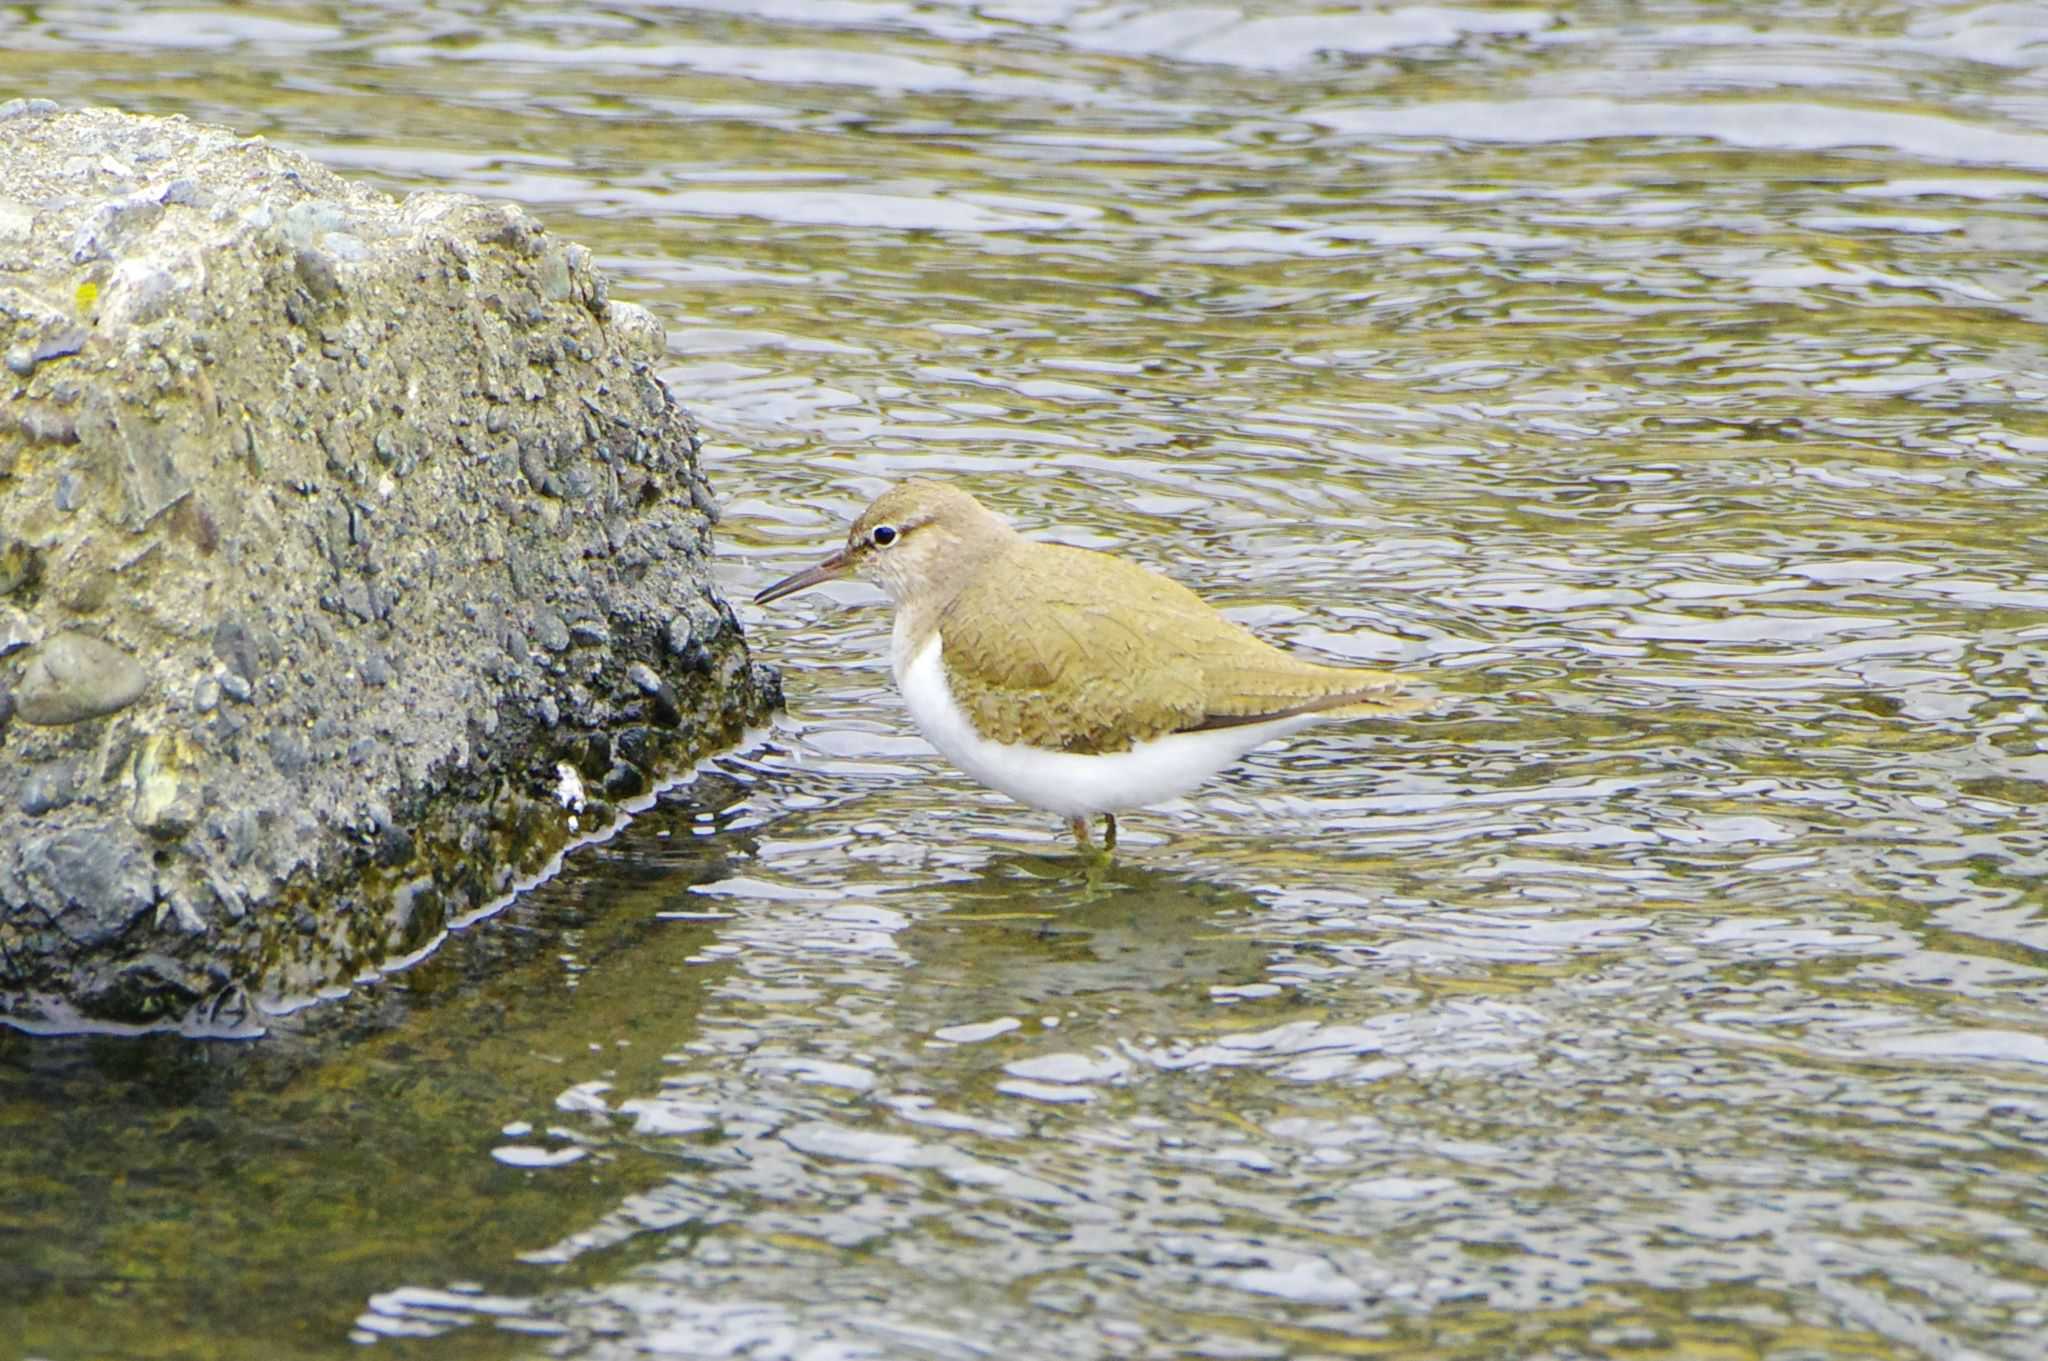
[{"x1": 754, "y1": 547, "x2": 854, "y2": 605}]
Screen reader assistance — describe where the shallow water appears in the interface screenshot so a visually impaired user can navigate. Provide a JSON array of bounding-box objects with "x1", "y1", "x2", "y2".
[{"x1": 5, "y1": 2, "x2": 2048, "y2": 1358}]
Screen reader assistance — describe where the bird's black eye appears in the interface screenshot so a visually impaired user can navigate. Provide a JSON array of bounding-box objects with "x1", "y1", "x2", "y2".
[{"x1": 871, "y1": 525, "x2": 898, "y2": 547}]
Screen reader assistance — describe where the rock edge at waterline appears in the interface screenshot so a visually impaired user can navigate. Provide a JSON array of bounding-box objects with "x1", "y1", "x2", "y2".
[{"x1": 0, "y1": 103, "x2": 779, "y2": 1028}]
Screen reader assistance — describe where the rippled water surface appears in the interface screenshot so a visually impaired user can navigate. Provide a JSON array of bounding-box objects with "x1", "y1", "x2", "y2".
[{"x1": 5, "y1": 2, "x2": 2048, "y2": 1358}]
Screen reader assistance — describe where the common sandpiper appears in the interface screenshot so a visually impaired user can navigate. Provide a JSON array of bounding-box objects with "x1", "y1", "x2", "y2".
[{"x1": 754, "y1": 480, "x2": 1426, "y2": 851}]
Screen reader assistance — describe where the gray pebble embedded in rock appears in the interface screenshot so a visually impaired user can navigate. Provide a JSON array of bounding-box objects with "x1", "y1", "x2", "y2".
[
  {"x1": 532, "y1": 608, "x2": 570, "y2": 653},
  {"x1": 325, "y1": 232, "x2": 370, "y2": 263},
  {"x1": 20, "y1": 762, "x2": 74, "y2": 815},
  {"x1": 607, "y1": 301, "x2": 666, "y2": 361},
  {"x1": 71, "y1": 193, "x2": 163, "y2": 264},
  {"x1": 267, "y1": 729, "x2": 310, "y2": 775},
  {"x1": 651, "y1": 679, "x2": 683, "y2": 728},
  {"x1": 32, "y1": 325, "x2": 88, "y2": 367},
  {"x1": 102, "y1": 262, "x2": 177, "y2": 329},
  {"x1": 614, "y1": 726, "x2": 653, "y2": 767},
  {"x1": 601, "y1": 761, "x2": 647, "y2": 799},
  {"x1": 626, "y1": 662, "x2": 663, "y2": 695},
  {"x1": 211, "y1": 616, "x2": 264, "y2": 682},
  {"x1": 282, "y1": 200, "x2": 352, "y2": 249},
  {"x1": 294, "y1": 247, "x2": 342, "y2": 303},
  {"x1": 14, "y1": 631, "x2": 150, "y2": 725}
]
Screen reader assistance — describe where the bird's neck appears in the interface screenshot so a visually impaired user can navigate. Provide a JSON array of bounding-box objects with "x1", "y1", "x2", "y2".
[{"x1": 893, "y1": 523, "x2": 1017, "y2": 654}]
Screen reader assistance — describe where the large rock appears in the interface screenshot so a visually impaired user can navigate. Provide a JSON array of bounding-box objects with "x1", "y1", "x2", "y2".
[{"x1": 0, "y1": 104, "x2": 779, "y2": 1029}]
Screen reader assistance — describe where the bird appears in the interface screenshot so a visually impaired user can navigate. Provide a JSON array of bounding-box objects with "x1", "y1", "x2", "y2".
[{"x1": 752, "y1": 480, "x2": 1426, "y2": 852}]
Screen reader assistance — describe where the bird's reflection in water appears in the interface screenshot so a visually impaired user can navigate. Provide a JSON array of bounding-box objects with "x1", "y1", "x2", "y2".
[{"x1": 893, "y1": 850, "x2": 1276, "y2": 1024}]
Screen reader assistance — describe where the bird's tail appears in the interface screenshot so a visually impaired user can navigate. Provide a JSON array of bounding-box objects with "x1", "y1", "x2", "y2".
[{"x1": 1182, "y1": 680, "x2": 1432, "y2": 732}]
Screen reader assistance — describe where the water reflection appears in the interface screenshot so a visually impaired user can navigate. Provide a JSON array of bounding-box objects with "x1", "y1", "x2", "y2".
[{"x1": 6, "y1": 0, "x2": 2048, "y2": 1357}]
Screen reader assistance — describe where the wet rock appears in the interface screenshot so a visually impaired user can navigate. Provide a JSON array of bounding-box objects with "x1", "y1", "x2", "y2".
[
  {"x1": 81, "y1": 952, "x2": 208, "y2": 1022},
  {"x1": 374, "y1": 817, "x2": 415, "y2": 870},
  {"x1": 614, "y1": 726, "x2": 653, "y2": 767},
  {"x1": 601, "y1": 761, "x2": 647, "y2": 800},
  {"x1": 654, "y1": 685, "x2": 684, "y2": 728},
  {"x1": 14, "y1": 631, "x2": 149, "y2": 725},
  {"x1": 569, "y1": 731, "x2": 612, "y2": 781},
  {"x1": 0, "y1": 107, "x2": 777, "y2": 1029}
]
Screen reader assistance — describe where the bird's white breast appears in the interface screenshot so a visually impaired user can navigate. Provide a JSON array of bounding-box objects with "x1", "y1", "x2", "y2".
[{"x1": 891, "y1": 624, "x2": 1296, "y2": 818}]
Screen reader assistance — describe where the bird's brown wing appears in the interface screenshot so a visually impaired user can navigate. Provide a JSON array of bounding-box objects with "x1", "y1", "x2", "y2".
[{"x1": 937, "y1": 543, "x2": 1417, "y2": 754}]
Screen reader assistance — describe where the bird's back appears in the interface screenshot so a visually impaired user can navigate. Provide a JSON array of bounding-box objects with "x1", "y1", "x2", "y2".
[{"x1": 936, "y1": 540, "x2": 1420, "y2": 754}]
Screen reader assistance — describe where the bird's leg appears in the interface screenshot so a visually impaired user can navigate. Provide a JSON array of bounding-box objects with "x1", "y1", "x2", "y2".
[
  {"x1": 1068, "y1": 816, "x2": 1114, "y2": 882},
  {"x1": 1102, "y1": 814, "x2": 1118, "y2": 852}
]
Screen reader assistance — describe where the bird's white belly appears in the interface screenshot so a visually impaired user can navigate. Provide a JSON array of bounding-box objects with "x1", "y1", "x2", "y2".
[{"x1": 893, "y1": 632, "x2": 1289, "y2": 818}]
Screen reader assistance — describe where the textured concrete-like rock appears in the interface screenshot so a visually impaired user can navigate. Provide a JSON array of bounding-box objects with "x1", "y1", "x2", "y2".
[{"x1": 0, "y1": 105, "x2": 778, "y2": 1028}]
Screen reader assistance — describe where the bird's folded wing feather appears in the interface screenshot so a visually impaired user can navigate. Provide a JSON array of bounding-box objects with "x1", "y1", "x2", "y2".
[{"x1": 938, "y1": 543, "x2": 1415, "y2": 754}]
